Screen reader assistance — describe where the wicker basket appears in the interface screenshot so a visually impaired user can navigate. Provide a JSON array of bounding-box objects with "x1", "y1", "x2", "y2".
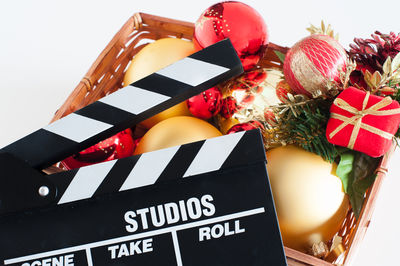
[{"x1": 50, "y1": 12, "x2": 392, "y2": 265}]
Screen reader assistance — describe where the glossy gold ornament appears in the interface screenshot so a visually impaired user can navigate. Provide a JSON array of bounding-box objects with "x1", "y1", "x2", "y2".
[
  {"x1": 218, "y1": 117, "x2": 239, "y2": 134},
  {"x1": 124, "y1": 38, "x2": 196, "y2": 128},
  {"x1": 266, "y1": 145, "x2": 349, "y2": 252},
  {"x1": 140, "y1": 101, "x2": 191, "y2": 129},
  {"x1": 134, "y1": 116, "x2": 222, "y2": 154}
]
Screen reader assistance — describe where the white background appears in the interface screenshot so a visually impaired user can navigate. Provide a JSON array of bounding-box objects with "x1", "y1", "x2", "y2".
[{"x1": 0, "y1": 0, "x2": 399, "y2": 265}]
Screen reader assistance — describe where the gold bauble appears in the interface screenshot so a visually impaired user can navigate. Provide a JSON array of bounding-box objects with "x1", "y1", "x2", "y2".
[
  {"x1": 140, "y1": 101, "x2": 191, "y2": 129},
  {"x1": 266, "y1": 145, "x2": 349, "y2": 252},
  {"x1": 124, "y1": 38, "x2": 197, "y2": 128},
  {"x1": 134, "y1": 116, "x2": 222, "y2": 155},
  {"x1": 219, "y1": 117, "x2": 239, "y2": 134}
]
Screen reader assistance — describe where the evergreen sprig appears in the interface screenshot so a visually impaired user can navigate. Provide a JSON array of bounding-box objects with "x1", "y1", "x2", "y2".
[
  {"x1": 288, "y1": 105, "x2": 338, "y2": 162},
  {"x1": 267, "y1": 97, "x2": 339, "y2": 162}
]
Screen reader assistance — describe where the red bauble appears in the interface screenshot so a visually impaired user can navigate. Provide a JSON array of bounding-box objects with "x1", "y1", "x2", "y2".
[
  {"x1": 275, "y1": 80, "x2": 293, "y2": 102},
  {"x1": 193, "y1": 1, "x2": 269, "y2": 70},
  {"x1": 61, "y1": 129, "x2": 135, "y2": 170},
  {"x1": 220, "y1": 96, "x2": 240, "y2": 119},
  {"x1": 227, "y1": 120, "x2": 264, "y2": 134},
  {"x1": 187, "y1": 87, "x2": 222, "y2": 119},
  {"x1": 222, "y1": 68, "x2": 267, "y2": 112},
  {"x1": 264, "y1": 107, "x2": 277, "y2": 123},
  {"x1": 283, "y1": 34, "x2": 347, "y2": 97}
]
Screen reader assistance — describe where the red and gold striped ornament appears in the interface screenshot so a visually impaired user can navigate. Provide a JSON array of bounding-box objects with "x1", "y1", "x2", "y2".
[{"x1": 283, "y1": 34, "x2": 347, "y2": 97}]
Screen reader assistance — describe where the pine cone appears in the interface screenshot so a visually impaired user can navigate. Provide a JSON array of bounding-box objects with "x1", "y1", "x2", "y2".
[
  {"x1": 349, "y1": 31, "x2": 400, "y2": 88},
  {"x1": 349, "y1": 31, "x2": 400, "y2": 71}
]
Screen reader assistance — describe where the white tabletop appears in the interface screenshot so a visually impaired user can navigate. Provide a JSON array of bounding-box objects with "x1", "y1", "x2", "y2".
[{"x1": 1, "y1": 1, "x2": 399, "y2": 265}]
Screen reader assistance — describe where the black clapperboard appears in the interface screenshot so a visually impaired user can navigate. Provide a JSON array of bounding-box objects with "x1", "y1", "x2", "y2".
[{"x1": 0, "y1": 39, "x2": 287, "y2": 266}]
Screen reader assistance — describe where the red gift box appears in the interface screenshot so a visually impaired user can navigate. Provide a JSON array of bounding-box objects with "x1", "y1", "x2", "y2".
[{"x1": 326, "y1": 87, "x2": 400, "y2": 157}]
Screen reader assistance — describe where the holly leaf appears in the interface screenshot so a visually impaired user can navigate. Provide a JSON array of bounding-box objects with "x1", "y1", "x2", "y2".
[
  {"x1": 349, "y1": 152, "x2": 380, "y2": 218},
  {"x1": 383, "y1": 57, "x2": 392, "y2": 75},
  {"x1": 336, "y1": 151, "x2": 380, "y2": 219},
  {"x1": 364, "y1": 70, "x2": 374, "y2": 89},
  {"x1": 371, "y1": 71, "x2": 382, "y2": 88},
  {"x1": 274, "y1": 51, "x2": 286, "y2": 63},
  {"x1": 391, "y1": 52, "x2": 400, "y2": 77},
  {"x1": 336, "y1": 152, "x2": 355, "y2": 193}
]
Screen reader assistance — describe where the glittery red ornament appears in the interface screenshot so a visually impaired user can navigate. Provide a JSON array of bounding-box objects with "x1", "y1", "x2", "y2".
[
  {"x1": 220, "y1": 96, "x2": 240, "y2": 118},
  {"x1": 187, "y1": 87, "x2": 222, "y2": 119},
  {"x1": 193, "y1": 1, "x2": 269, "y2": 70},
  {"x1": 61, "y1": 129, "x2": 135, "y2": 170},
  {"x1": 275, "y1": 80, "x2": 294, "y2": 102},
  {"x1": 264, "y1": 107, "x2": 277, "y2": 123},
  {"x1": 227, "y1": 120, "x2": 264, "y2": 134},
  {"x1": 283, "y1": 34, "x2": 347, "y2": 97}
]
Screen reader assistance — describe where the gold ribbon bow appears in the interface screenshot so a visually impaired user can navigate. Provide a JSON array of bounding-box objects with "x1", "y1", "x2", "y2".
[{"x1": 329, "y1": 91, "x2": 400, "y2": 149}]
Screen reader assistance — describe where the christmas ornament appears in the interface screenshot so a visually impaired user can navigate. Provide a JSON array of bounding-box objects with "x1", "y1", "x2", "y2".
[
  {"x1": 124, "y1": 38, "x2": 197, "y2": 84},
  {"x1": 266, "y1": 145, "x2": 349, "y2": 252},
  {"x1": 193, "y1": 1, "x2": 269, "y2": 70},
  {"x1": 134, "y1": 116, "x2": 222, "y2": 154},
  {"x1": 224, "y1": 68, "x2": 269, "y2": 106},
  {"x1": 124, "y1": 38, "x2": 195, "y2": 128},
  {"x1": 221, "y1": 68, "x2": 282, "y2": 122},
  {"x1": 220, "y1": 96, "x2": 240, "y2": 119},
  {"x1": 61, "y1": 129, "x2": 135, "y2": 170},
  {"x1": 283, "y1": 34, "x2": 347, "y2": 97},
  {"x1": 141, "y1": 102, "x2": 191, "y2": 129},
  {"x1": 275, "y1": 80, "x2": 294, "y2": 102},
  {"x1": 326, "y1": 87, "x2": 400, "y2": 157},
  {"x1": 187, "y1": 87, "x2": 222, "y2": 119},
  {"x1": 226, "y1": 120, "x2": 264, "y2": 134},
  {"x1": 263, "y1": 107, "x2": 277, "y2": 125},
  {"x1": 218, "y1": 117, "x2": 240, "y2": 134}
]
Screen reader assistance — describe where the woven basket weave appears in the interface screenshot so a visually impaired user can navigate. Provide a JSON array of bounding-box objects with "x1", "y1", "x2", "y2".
[{"x1": 50, "y1": 12, "x2": 391, "y2": 265}]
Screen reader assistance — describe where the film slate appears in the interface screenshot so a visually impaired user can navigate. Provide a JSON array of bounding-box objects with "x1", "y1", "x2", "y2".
[
  {"x1": 0, "y1": 39, "x2": 242, "y2": 170},
  {"x1": 0, "y1": 130, "x2": 287, "y2": 266},
  {"x1": 0, "y1": 39, "x2": 243, "y2": 216}
]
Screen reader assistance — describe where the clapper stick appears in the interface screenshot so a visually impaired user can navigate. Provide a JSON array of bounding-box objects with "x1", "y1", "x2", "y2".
[
  {"x1": 48, "y1": 130, "x2": 265, "y2": 205},
  {"x1": 0, "y1": 39, "x2": 242, "y2": 170},
  {"x1": 0, "y1": 130, "x2": 265, "y2": 215}
]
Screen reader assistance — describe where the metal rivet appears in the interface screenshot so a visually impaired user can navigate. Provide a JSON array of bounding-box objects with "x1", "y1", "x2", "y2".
[{"x1": 38, "y1": 186, "x2": 50, "y2": 197}]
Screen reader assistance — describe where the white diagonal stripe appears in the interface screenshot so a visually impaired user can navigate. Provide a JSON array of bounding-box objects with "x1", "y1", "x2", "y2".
[
  {"x1": 44, "y1": 113, "x2": 113, "y2": 143},
  {"x1": 58, "y1": 160, "x2": 117, "y2": 204},
  {"x1": 99, "y1": 85, "x2": 170, "y2": 114},
  {"x1": 183, "y1": 132, "x2": 245, "y2": 177},
  {"x1": 156, "y1": 57, "x2": 229, "y2": 86},
  {"x1": 119, "y1": 146, "x2": 180, "y2": 191}
]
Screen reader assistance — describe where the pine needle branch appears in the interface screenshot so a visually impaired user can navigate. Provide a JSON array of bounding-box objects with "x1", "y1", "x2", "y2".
[{"x1": 264, "y1": 97, "x2": 339, "y2": 162}]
